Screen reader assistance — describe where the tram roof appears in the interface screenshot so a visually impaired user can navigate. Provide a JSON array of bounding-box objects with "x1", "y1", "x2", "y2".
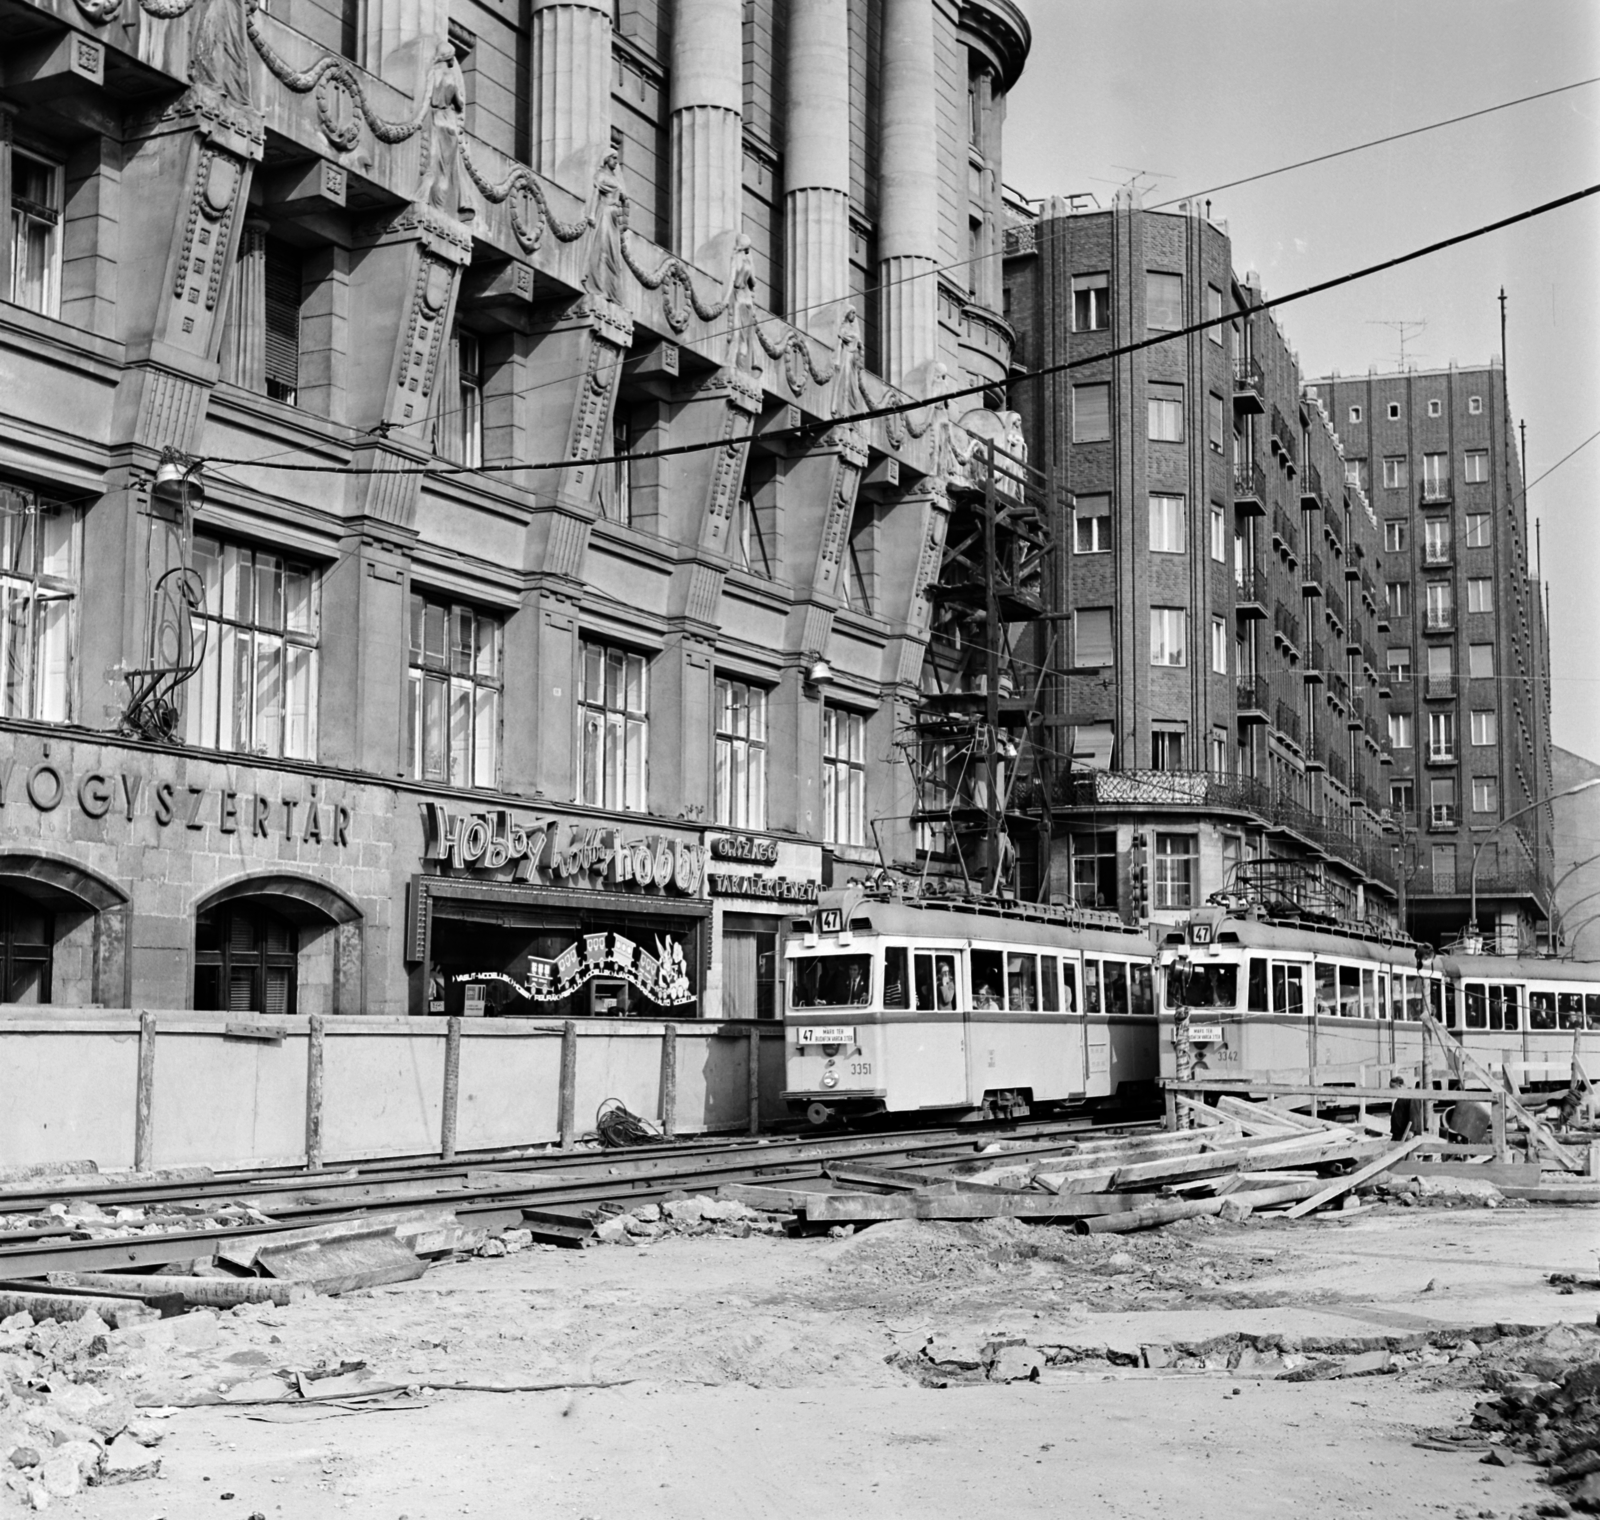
[
  {"x1": 816, "y1": 897, "x2": 1157, "y2": 954},
  {"x1": 1438, "y1": 953, "x2": 1600, "y2": 984},
  {"x1": 1173, "y1": 914, "x2": 1421, "y2": 967}
]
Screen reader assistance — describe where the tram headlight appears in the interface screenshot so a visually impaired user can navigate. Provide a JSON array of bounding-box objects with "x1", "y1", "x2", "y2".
[{"x1": 820, "y1": 1070, "x2": 839, "y2": 1089}]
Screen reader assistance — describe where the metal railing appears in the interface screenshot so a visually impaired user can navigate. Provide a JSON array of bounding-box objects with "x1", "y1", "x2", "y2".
[
  {"x1": 1424, "y1": 606, "x2": 1455, "y2": 633},
  {"x1": 1327, "y1": 748, "x2": 1349, "y2": 787},
  {"x1": 1301, "y1": 550, "x2": 1324, "y2": 592},
  {"x1": 1272, "y1": 505, "x2": 1299, "y2": 559},
  {"x1": 1324, "y1": 585, "x2": 1346, "y2": 630},
  {"x1": 1233, "y1": 356, "x2": 1265, "y2": 405},
  {"x1": 1234, "y1": 562, "x2": 1266, "y2": 608},
  {"x1": 1274, "y1": 602, "x2": 1302, "y2": 652},
  {"x1": 1421, "y1": 478, "x2": 1452, "y2": 505},
  {"x1": 1301, "y1": 460, "x2": 1323, "y2": 508},
  {"x1": 1423, "y1": 539, "x2": 1453, "y2": 567},
  {"x1": 1305, "y1": 639, "x2": 1327, "y2": 680},
  {"x1": 1275, "y1": 700, "x2": 1303, "y2": 746},
  {"x1": 1270, "y1": 404, "x2": 1298, "y2": 465},
  {"x1": 1425, "y1": 673, "x2": 1458, "y2": 700},
  {"x1": 1236, "y1": 674, "x2": 1270, "y2": 714},
  {"x1": 1233, "y1": 458, "x2": 1266, "y2": 505}
]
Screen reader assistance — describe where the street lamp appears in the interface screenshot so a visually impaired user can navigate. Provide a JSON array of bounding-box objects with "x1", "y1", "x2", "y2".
[{"x1": 1469, "y1": 777, "x2": 1600, "y2": 937}]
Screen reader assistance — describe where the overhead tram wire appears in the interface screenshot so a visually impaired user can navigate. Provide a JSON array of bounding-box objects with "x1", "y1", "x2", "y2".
[
  {"x1": 1149, "y1": 74, "x2": 1600, "y2": 210},
  {"x1": 202, "y1": 179, "x2": 1600, "y2": 483}
]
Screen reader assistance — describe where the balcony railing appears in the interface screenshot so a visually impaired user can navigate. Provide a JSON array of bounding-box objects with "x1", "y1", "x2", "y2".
[
  {"x1": 1272, "y1": 505, "x2": 1299, "y2": 561},
  {"x1": 1233, "y1": 458, "x2": 1267, "y2": 513},
  {"x1": 1236, "y1": 674, "x2": 1270, "y2": 720},
  {"x1": 1273, "y1": 602, "x2": 1302, "y2": 656},
  {"x1": 1425, "y1": 673, "x2": 1458, "y2": 700},
  {"x1": 1234, "y1": 563, "x2": 1267, "y2": 616},
  {"x1": 1324, "y1": 585, "x2": 1346, "y2": 631},
  {"x1": 1346, "y1": 694, "x2": 1365, "y2": 730},
  {"x1": 1423, "y1": 540, "x2": 1453, "y2": 567},
  {"x1": 1305, "y1": 638, "x2": 1327, "y2": 682},
  {"x1": 1421, "y1": 477, "x2": 1452, "y2": 505},
  {"x1": 1427, "y1": 743, "x2": 1457, "y2": 765},
  {"x1": 1270, "y1": 405, "x2": 1298, "y2": 470},
  {"x1": 1053, "y1": 769, "x2": 1397, "y2": 889},
  {"x1": 1424, "y1": 606, "x2": 1455, "y2": 633},
  {"x1": 1300, "y1": 460, "x2": 1323, "y2": 510},
  {"x1": 1327, "y1": 668, "x2": 1349, "y2": 709},
  {"x1": 1428, "y1": 804, "x2": 1459, "y2": 830},
  {"x1": 1301, "y1": 550, "x2": 1324, "y2": 595},
  {"x1": 1275, "y1": 700, "x2": 1302, "y2": 747},
  {"x1": 1362, "y1": 641, "x2": 1379, "y2": 678},
  {"x1": 1328, "y1": 749, "x2": 1349, "y2": 788},
  {"x1": 1233, "y1": 357, "x2": 1265, "y2": 413},
  {"x1": 1406, "y1": 863, "x2": 1549, "y2": 902}
]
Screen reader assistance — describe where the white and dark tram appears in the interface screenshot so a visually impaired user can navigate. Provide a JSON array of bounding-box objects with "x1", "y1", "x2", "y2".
[
  {"x1": 1154, "y1": 899, "x2": 1600, "y2": 1088},
  {"x1": 782, "y1": 887, "x2": 1160, "y2": 1125}
]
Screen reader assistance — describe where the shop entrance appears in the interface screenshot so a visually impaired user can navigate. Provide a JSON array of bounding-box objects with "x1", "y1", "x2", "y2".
[{"x1": 0, "y1": 857, "x2": 128, "y2": 1007}]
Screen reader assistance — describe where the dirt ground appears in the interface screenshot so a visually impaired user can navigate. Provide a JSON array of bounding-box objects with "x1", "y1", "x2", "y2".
[{"x1": 40, "y1": 1204, "x2": 1600, "y2": 1519}]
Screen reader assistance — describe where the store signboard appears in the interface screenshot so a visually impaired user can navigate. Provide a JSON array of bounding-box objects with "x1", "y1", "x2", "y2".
[
  {"x1": 421, "y1": 802, "x2": 706, "y2": 896},
  {"x1": 456, "y1": 929, "x2": 694, "y2": 1007}
]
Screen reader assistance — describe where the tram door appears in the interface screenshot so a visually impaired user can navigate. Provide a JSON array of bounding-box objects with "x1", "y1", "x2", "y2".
[
  {"x1": 902, "y1": 948, "x2": 970, "y2": 1108},
  {"x1": 1081, "y1": 957, "x2": 1111, "y2": 1092}
]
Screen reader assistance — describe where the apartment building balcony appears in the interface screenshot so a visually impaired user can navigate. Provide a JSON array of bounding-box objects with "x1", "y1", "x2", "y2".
[
  {"x1": 1424, "y1": 607, "x2": 1455, "y2": 634},
  {"x1": 1305, "y1": 745, "x2": 1326, "y2": 774},
  {"x1": 1234, "y1": 565, "x2": 1267, "y2": 619},
  {"x1": 1364, "y1": 714, "x2": 1384, "y2": 752},
  {"x1": 1423, "y1": 539, "x2": 1453, "y2": 568},
  {"x1": 1406, "y1": 863, "x2": 1549, "y2": 908},
  {"x1": 1344, "y1": 622, "x2": 1363, "y2": 655},
  {"x1": 1273, "y1": 602, "x2": 1302, "y2": 659},
  {"x1": 1269, "y1": 405, "x2": 1298, "y2": 475},
  {"x1": 1425, "y1": 673, "x2": 1458, "y2": 700},
  {"x1": 1232, "y1": 459, "x2": 1267, "y2": 516},
  {"x1": 1233, "y1": 357, "x2": 1266, "y2": 415},
  {"x1": 1327, "y1": 668, "x2": 1349, "y2": 711},
  {"x1": 1300, "y1": 460, "x2": 1323, "y2": 511},
  {"x1": 1376, "y1": 609, "x2": 1391, "y2": 633},
  {"x1": 1323, "y1": 517, "x2": 1344, "y2": 558},
  {"x1": 1271, "y1": 506, "x2": 1299, "y2": 564},
  {"x1": 1426, "y1": 743, "x2": 1457, "y2": 766},
  {"x1": 1304, "y1": 639, "x2": 1327, "y2": 683},
  {"x1": 1236, "y1": 675, "x2": 1270, "y2": 724},
  {"x1": 1420, "y1": 477, "x2": 1453, "y2": 506},
  {"x1": 1362, "y1": 641, "x2": 1379, "y2": 680},
  {"x1": 1346, "y1": 694, "x2": 1365, "y2": 731},
  {"x1": 1327, "y1": 748, "x2": 1349, "y2": 788},
  {"x1": 1275, "y1": 701, "x2": 1303, "y2": 750},
  {"x1": 1360, "y1": 574, "x2": 1378, "y2": 613},
  {"x1": 1427, "y1": 803, "x2": 1459, "y2": 831},
  {"x1": 1300, "y1": 551, "x2": 1324, "y2": 597}
]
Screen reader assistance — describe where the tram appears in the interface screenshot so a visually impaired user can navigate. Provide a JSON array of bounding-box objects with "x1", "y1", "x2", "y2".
[
  {"x1": 1435, "y1": 950, "x2": 1600, "y2": 1085},
  {"x1": 782, "y1": 886, "x2": 1159, "y2": 1125}
]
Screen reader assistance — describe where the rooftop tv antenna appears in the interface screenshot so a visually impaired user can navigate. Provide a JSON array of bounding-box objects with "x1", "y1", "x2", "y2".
[{"x1": 1367, "y1": 319, "x2": 1428, "y2": 369}]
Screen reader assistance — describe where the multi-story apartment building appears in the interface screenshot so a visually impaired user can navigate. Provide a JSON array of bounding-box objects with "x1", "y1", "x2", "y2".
[
  {"x1": 0, "y1": 0, "x2": 1030, "y2": 1017},
  {"x1": 1003, "y1": 196, "x2": 1398, "y2": 929},
  {"x1": 1307, "y1": 365, "x2": 1554, "y2": 950}
]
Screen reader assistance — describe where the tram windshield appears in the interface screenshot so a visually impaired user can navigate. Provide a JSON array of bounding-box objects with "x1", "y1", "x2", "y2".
[
  {"x1": 1174, "y1": 963, "x2": 1237, "y2": 1009},
  {"x1": 791, "y1": 954, "x2": 872, "y2": 1008}
]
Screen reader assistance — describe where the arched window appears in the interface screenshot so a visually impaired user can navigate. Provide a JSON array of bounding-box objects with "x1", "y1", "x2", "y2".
[
  {"x1": 0, "y1": 888, "x2": 52, "y2": 1004},
  {"x1": 195, "y1": 901, "x2": 300, "y2": 1016}
]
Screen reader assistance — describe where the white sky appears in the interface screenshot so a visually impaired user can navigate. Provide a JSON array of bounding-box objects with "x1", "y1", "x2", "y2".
[{"x1": 1003, "y1": 0, "x2": 1600, "y2": 760}]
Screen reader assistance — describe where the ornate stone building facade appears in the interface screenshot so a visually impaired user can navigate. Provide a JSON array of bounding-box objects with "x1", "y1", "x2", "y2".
[{"x1": 0, "y1": 0, "x2": 1029, "y2": 1017}]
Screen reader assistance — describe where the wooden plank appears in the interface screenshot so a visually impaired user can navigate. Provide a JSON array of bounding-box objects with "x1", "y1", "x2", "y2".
[
  {"x1": 440, "y1": 1016, "x2": 461, "y2": 1163},
  {"x1": 0, "y1": 1288, "x2": 158, "y2": 1329},
  {"x1": 558, "y1": 1021, "x2": 578, "y2": 1150},
  {"x1": 801, "y1": 1190, "x2": 1146, "y2": 1223},
  {"x1": 1166, "y1": 1079, "x2": 1499, "y2": 1100},
  {"x1": 660, "y1": 1023, "x2": 678, "y2": 1140},
  {"x1": 53, "y1": 1273, "x2": 307, "y2": 1308},
  {"x1": 1396, "y1": 1162, "x2": 1531, "y2": 1188},
  {"x1": 1498, "y1": 1184, "x2": 1600, "y2": 1204},
  {"x1": 134, "y1": 1010, "x2": 156, "y2": 1172},
  {"x1": 716, "y1": 1183, "x2": 815, "y2": 1213},
  {"x1": 305, "y1": 1013, "x2": 325, "y2": 1173},
  {"x1": 1282, "y1": 1136, "x2": 1428, "y2": 1219},
  {"x1": 747, "y1": 1025, "x2": 761, "y2": 1137}
]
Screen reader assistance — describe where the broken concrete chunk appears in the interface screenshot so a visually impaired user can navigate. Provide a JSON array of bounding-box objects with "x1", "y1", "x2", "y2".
[
  {"x1": 96, "y1": 1442, "x2": 162, "y2": 1486},
  {"x1": 987, "y1": 1345, "x2": 1044, "y2": 1383},
  {"x1": 923, "y1": 1335, "x2": 984, "y2": 1371},
  {"x1": 1338, "y1": 1350, "x2": 1394, "y2": 1377},
  {"x1": 592, "y1": 1217, "x2": 631, "y2": 1245}
]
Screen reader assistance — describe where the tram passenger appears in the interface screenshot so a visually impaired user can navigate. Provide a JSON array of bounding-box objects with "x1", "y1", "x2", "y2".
[
  {"x1": 845, "y1": 963, "x2": 870, "y2": 1006},
  {"x1": 974, "y1": 983, "x2": 1000, "y2": 1010},
  {"x1": 937, "y1": 964, "x2": 957, "y2": 1010}
]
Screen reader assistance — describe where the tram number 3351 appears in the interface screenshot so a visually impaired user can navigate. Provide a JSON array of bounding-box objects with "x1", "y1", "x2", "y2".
[{"x1": 849, "y1": 1062, "x2": 873, "y2": 1076}]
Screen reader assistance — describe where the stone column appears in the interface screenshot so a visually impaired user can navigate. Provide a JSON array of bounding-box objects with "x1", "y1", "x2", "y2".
[
  {"x1": 222, "y1": 217, "x2": 267, "y2": 391},
  {"x1": 878, "y1": 0, "x2": 939, "y2": 388},
  {"x1": 783, "y1": 0, "x2": 851, "y2": 336},
  {"x1": 531, "y1": 0, "x2": 613, "y2": 193},
  {"x1": 669, "y1": 0, "x2": 744, "y2": 268}
]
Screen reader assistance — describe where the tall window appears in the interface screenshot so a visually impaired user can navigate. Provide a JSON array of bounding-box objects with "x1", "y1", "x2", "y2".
[
  {"x1": 1069, "y1": 829, "x2": 1117, "y2": 908},
  {"x1": 1425, "y1": 581, "x2": 1452, "y2": 624},
  {"x1": 1468, "y1": 642, "x2": 1495, "y2": 678},
  {"x1": 1148, "y1": 494, "x2": 1185, "y2": 552},
  {"x1": 1388, "y1": 712, "x2": 1413, "y2": 750},
  {"x1": 1390, "y1": 780, "x2": 1414, "y2": 812},
  {"x1": 1467, "y1": 577, "x2": 1493, "y2": 614},
  {"x1": 0, "y1": 889, "x2": 52, "y2": 1004},
  {"x1": 1145, "y1": 271, "x2": 1182, "y2": 330},
  {"x1": 1207, "y1": 392, "x2": 1224, "y2": 452},
  {"x1": 194, "y1": 902, "x2": 299, "y2": 1017},
  {"x1": 1383, "y1": 520, "x2": 1406, "y2": 553},
  {"x1": 1386, "y1": 648, "x2": 1412, "y2": 685},
  {"x1": 1074, "y1": 608, "x2": 1113, "y2": 667},
  {"x1": 714, "y1": 678, "x2": 767, "y2": 829},
  {"x1": 1150, "y1": 607, "x2": 1186, "y2": 666},
  {"x1": 1465, "y1": 512, "x2": 1491, "y2": 548},
  {"x1": 1431, "y1": 843, "x2": 1457, "y2": 892},
  {"x1": 1209, "y1": 504, "x2": 1226, "y2": 562},
  {"x1": 1428, "y1": 710, "x2": 1456, "y2": 761},
  {"x1": 598, "y1": 407, "x2": 635, "y2": 526},
  {"x1": 1423, "y1": 517, "x2": 1451, "y2": 563},
  {"x1": 407, "y1": 594, "x2": 502, "y2": 788},
  {"x1": 1386, "y1": 581, "x2": 1411, "y2": 618},
  {"x1": 734, "y1": 488, "x2": 772, "y2": 576},
  {"x1": 1472, "y1": 776, "x2": 1499, "y2": 813},
  {"x1": 10, "y1": 151, "x2": 62, "y2": 317},
  {"x1": 579, "y1": 640, "x2": 649, "y2": 812},
  {"x1": 1463, "y1": 449, "x2": 1489, "y2": 484},
  {"x1": 1152, "y1": 731, "x2": 1184, "y2": 771},
  {"x1": 1210, "y1": 616, "x2": 1227, "y2": 674},
  {"x1": 1422, "y1": 451, "x2": 1448, "y2": 493},
  {"x1": 1147, "y1": 383, "x2": 1184, "y2": 442},
  {"x1": 0, "y1": 484, "x2": 78, "y2": 722},
  {"x1": 1073, "y1": 383, "x2": 1110, "y2": 442},
  {"x1": 1206, "y1": 284, "x2": 1224, "y2": 342},
  {"x1": 1470, "y1": 710, "x2": 1497, "y2": 745},
  {"x1": 263, "y1": 238, "x2": 303, "y2": 405},
  {"x1": 186, "y1": 536, "x2": 319, "y2": 760},
  {"x1": 1381, "y1": 456, "x2": 1408, "y2": 490},
  {"x1": 1153, "y1": 833, "x2": 1198, "y2": 909},
  {"x1": 1210, "y1": 726, "x2": 1229, "y2": 774},
  {"x1": 1073, "y1": 494, "x2": 1111, "y2": 553},
  {"x1": 1345, "y1": 458, "x2": 1369, "y2": 490},
  {"x1": 1072, "y1": 274, "x2": 1109, "y2": 333},
  {"x1": 822, "y1": 706, "x2": 866, "y2": 846},
  {"x1": 435, "y1": 329, "x2": 482, "y2": 468}
]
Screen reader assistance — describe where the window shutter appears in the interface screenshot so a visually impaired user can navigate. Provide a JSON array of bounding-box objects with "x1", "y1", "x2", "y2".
[{"x1": 262, "y1": 240, "x2": 302, "y2": 399}]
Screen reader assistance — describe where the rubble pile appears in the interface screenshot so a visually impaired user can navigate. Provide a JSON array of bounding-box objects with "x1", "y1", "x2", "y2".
[
  {"x1": 0, "y1": 1310, "x2": 165, "y2": 1511},
  {"x1": 1462, "y1": 1324, "x2": 1600, "y2": 1512},
  {"x1": 586, "y1": 1196, "x2": 790, "y2": 1246},
  {"x1": 0, "y1": 1198, "x2": 274, "y2": 1240}
]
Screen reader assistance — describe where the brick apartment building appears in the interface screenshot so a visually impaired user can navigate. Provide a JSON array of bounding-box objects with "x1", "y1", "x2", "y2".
[{"x1": 0, "y1": 0, "x2": 1031, "y2": 1017}]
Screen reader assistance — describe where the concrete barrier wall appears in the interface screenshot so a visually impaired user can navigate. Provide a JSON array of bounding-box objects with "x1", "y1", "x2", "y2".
[{"x1": 0, "y1": 1012, "x2": 787, "y2": 1173}]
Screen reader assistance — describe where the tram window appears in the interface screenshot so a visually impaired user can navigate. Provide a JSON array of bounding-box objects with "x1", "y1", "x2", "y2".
[
  {"x1": 1315, "y1": 963, "x2": 1337, "y2": 1018},
  {"x1": 1083, "y1": 959, "x2": 1101, "y2": 1013},
  {"x1": 1529, "y1": 991, "x2": 1556, "y2": 1031},
  {"x1": 1406, "y1": 976, "x2": 1427, "y2": 1022},
  {"x1": 1248, "y1": 957, "x2": 1268, "y2": 1012},
  {"x1": 1464, "y1": 983, "x2": 1488, "y2": 1028},
  {"x1": 1496, "y1": 985, "x2": 1519, "y2": 1031},
  {"x1": 1360, "y1": 968, "x2": 1378, "y2": 1020},
  {"x1": 792, "y1": 955, "x2": 872, "y2": 1007},
  {"x1": 1040, "y1": 956, "x2": 1060, "y2": 1012},
  {"x1": 1062, "y1": 961, "x2": 1079, "y2": 1014},
  {"x1": 1272, "y1": 962, "x2": 1305, "y2": 1016},
  {"x1": 1431, "y1": 978, "x2": 1450, "y2": 1028},
  {"x1": 1374, "y1": 971, "x2": 1389, "y2": 1021},
  {"x1": 1587, "y1": 993, "x2": 1600, "y2": 1030},
  {"x1": 913, "y1": 954, "x2": 935, "y2": 1011},
  {"x1": 971, "y1": 949, "x2": 1003, "y2": 1010},
  {"x1": 1390, "y1": 974, "x2": 1406, "y2": 1022},
  {"x1": 934, "y1": 955, "x2": 958, "y2": 1010},
  {"x1": 1007, "y1": 954, "x2": 1038, "y2": 1012},
  {"x1": 1184, "y1": 963, "x2": 1238, "y2": 1008},
  {"x1": 1559, "y1": 992, "x2": 1584, "y2": 1031},
  {"x1": 884, "y1": 947, "x2": 910, "y2": 1009},
  {"x1": 1132, "y1": 965, "x2": 1154, "y2": 1016},
  {"x1": 1104, "y1": 960, "x2": 1129, "y2": 1015}
]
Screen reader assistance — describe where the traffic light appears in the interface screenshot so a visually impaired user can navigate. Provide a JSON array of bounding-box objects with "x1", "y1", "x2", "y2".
[{"x1": 1129, "y1": 832, "x2": 1150, "y2": 920}]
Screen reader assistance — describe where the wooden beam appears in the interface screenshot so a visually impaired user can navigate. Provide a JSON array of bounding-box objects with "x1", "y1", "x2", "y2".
[
  {"x1": 1282, "y1": 1136, "x2": 1427, "y2": 1219},
  {"x1": 305, "y1": 1013, "x2": 325, "y2": 1173},
  {"x1": 134, "y1": 1010, "x2": 156, "y2": 1172}
]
